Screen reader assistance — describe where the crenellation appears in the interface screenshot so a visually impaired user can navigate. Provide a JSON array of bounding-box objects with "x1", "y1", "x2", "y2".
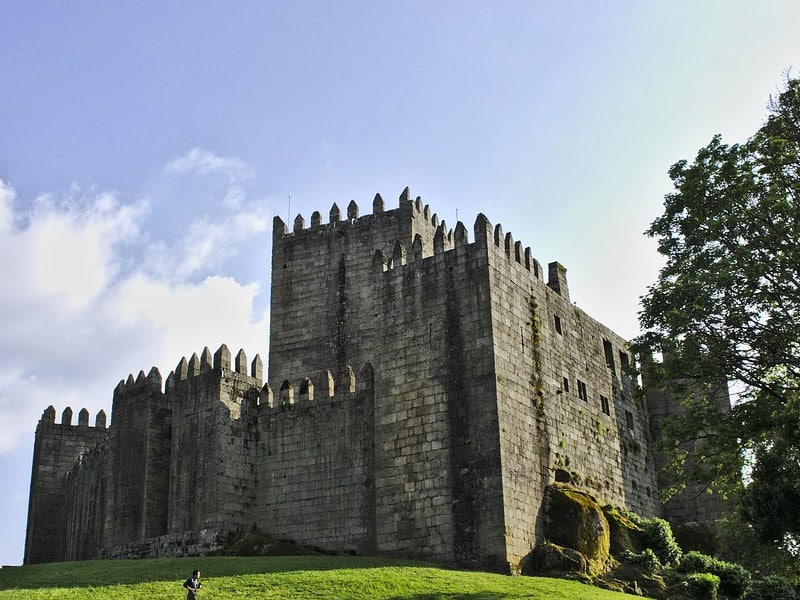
[
  {"x1": 311, "y1": 210, "x2": 322, "y2": 226},
  {"x1": 78, "y1": 408, "x2": 89, "y2": 427},
  {"x1": 200, "y1": 347, "x2": 213, "y2": 372},
  {"x1": 62, "y1": 407, "x2": 73, "y2": 425},
  {"x1": 293, "y1": 213, "x2": 305, "y2": 232},
  {"x1": 494, "y1": 222, "x2": 503, "y2": 246},
  {"x1": 188, "y1": 353, "x2": 200, "y2": 377},
  {"x1": 135, "y1": 370, "x2": 146, "y2": 384},
  {"x1": 42, "y1": 405, "x2": 56, "y2": 423},
  {"x1": 330, "y1": 202, "x2": 341, "y2": 223},
  {"x1": 373, "y1": 193, "x2": 384, "y2": 214},
  {"x1": 504, "y1": 231, "x2": 514, "y2": 258},
  {"x1": 214, "y1": 343, "x2": 232, "y2": 371},
  {"x1": 95, "y1": 410, "x2": 107, "y2": 429},
  {"x1": 234, "y1": 348, "x2": 247, "y2": 375},
  {"x1": 251, "y1": 354, "x2": 263, "y2": 384}
]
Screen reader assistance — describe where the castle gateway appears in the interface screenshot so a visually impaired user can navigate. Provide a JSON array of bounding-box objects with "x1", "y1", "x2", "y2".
[{"x1": 25, "y1": 190, "x2": 709, "y2": 571}]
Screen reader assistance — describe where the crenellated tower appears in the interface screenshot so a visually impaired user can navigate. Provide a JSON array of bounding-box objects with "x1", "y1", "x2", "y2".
[{"x1": 24, "y1": 406, "x2": 108, "y2": 564}]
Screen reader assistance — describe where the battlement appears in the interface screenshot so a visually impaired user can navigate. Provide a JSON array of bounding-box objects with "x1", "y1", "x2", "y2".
[
  {"x1": 38, "y1": 405, "x2": 108, "y2": 429},
  {"x1": 164, "y1": 344, "x2": 263, "y2": 392},
  {"x1": 263, "y1": 363, "x2": 373, "y2": 409}
]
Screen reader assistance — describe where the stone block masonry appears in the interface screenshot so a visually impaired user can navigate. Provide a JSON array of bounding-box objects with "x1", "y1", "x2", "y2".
[{"x1": 25, "y1": 187, "x2": 720, "y2": 571}]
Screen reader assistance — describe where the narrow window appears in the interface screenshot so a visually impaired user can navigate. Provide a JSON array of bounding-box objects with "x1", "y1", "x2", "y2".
[
  {"x1": 577, "y1": 380, "x2": 588, "y2": 401},
  {"x1": 603, "y1": 339, "x2": 615, "y2": 369},
  {"x1": 619, "y1": 350, "x2": 630, "y2": 371},
  {"x1": 562, "y1": 377, "x2": 570, "y2": 393},
  {"x1": 625, "y1": 410, "x2": 634, "y2": 430},
  {"x1": 554, "y1": 315, "x2": 563, "y2": 335},
  {"x1": 600, "y1": 394, "x2": 610, "y2": 415}
]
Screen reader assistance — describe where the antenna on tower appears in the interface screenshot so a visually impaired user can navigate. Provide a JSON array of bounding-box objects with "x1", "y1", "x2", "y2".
[{"x1": 288, "y1": 193, "x2": 292, "y2": 225}]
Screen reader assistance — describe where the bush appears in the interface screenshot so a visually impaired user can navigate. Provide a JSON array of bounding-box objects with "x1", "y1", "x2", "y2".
[
  {"x1": 745, "y1": 575, "x2": 797, "y2": 600},
  {"x1": 685, "y1": 573, "x2": 721, "y2": 600},
  {"x1": 629, "y1": 513, "x2": 683, "y2": 566},
  {"x1": 680, "y1": 551, "x2": 714, "y2": 574},
  {"x1": 714, "y1": 561, "x2": 751, "y2": 599},
  {"x1": 678, "y1": 551, "x2": 751, "y2": 599},
  {"x1": 620, "y1": 548, "x2": 661, "y2": 572}
]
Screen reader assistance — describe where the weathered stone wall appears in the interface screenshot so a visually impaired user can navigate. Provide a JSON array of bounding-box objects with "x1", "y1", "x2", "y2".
[
  {"x1": 481, "y1": 216, "x2": 660, "y2": 569},
  {"x1": 24, "y1": 406, "x2": 108, "y2": 564},
  {"x1": 105, "y1": 368, "x2": 171, "y2": 548},
  {"x1": 63, "y1": 442, "x2": 108, "y2": 561},
  {"x1": 167, "y1": 345, "x2": 262, "y2": 535},
  {"x1": 268, "y1": 190, "x2": 442, "y2": 390},
  {"x1": 255, "y1": 366, "x2": 376, "y2": 554},
  {"x1": 371, "y1": 219, "x2": 505, "y2": 568}
]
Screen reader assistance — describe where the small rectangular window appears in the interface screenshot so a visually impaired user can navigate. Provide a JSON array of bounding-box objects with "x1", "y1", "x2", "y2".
[
  {"x1": 603, "y1": 339, "x2": 615, "y2": 369},
  {"x1": 625, "y1": 410, "x2": 634, "y2": 430},
  {"x1": 554, "y1": 315, "x2": 563, "y2": 335},
  {"x1": 600, "y1": 395, "x2": 610, "y2": 415},
  {"x1": 563, "y1": 377, "x2": 570, "y2": 392},
  {"x1": 619, "y1": 350, "x2": 630, "y2": 371},
  {"x1": 577, "y1": 380, "x2": 587, "y2": 401}
]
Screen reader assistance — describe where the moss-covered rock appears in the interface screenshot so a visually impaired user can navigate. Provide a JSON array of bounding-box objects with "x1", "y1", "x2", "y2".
[
  {"x1": 603, "y1": 504, "x2": 644, "y2": 557},
  {"x1": 541, "y1": 483, "x2": 612, "y2": 575},
  {"x1": 520, "y1": 542, "x2": 589, "y2": 576}
]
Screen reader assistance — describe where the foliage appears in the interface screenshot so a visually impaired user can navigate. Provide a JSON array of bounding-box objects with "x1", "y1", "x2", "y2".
[
  {"x1": 627, "y1": 513, "x2": 683, "y2": 566},
  {"x1": 679, "y1": 551, "x2": 751, "y2": 599},
  {"x1": 680, "y1": 551, "x2": 715, "y2": 574},
  {"x1": 684, "y1": 572, "x2": 721, "y2": 600},
  {"x1": 715, "y1": 513, "x2": 800, "y2": 579},
  {"x1": 745, "y1": 575, "x2": 797, "y2": 600},
  {"x1": 635, "y1": 76, "x2": 800, "y2": 546},
  {"x1": 0, "y1": 555, "x2": 644, "y2": 600},
  {"x1": 619, "y1": 548, "x2": 661, "y2": 572}
]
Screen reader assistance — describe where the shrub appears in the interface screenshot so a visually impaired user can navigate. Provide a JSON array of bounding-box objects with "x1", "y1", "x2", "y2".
[
  {"x1": 680, "y1": 551, "x2": 714, "y2": 574},
  {"x1": 629, "y1": 513, "x2": 683, "y2": 566},
  {"x1": 685, "y1": 572, "x2": 721, "y2": 600},
  {"x1": 620, "y1": 548, "x2": 661, "y2": 572},
  {"x1": 745, "y1": 575, "x2": 797, "y2": 600},
  {"x1": 678, "y1": 551, "x2": 751, "y2": 599},
  {"x1": 714, "y1": 560, "x2": 751, "y2": 599}
]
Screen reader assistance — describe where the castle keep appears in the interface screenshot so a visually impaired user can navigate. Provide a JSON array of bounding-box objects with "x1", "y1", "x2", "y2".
[{"x1": 26, "y1": 189, "x2": 670, "y2": 571}]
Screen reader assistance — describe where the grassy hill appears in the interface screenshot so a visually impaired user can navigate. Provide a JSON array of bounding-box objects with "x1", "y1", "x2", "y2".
[{"x1": 0, "y1": 555, "x2": 641, "y2": 599}]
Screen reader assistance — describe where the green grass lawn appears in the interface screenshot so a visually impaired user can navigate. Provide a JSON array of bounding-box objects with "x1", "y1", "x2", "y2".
[{"x1": 0, "y1": 555, "x2": 641, "y2": 599}]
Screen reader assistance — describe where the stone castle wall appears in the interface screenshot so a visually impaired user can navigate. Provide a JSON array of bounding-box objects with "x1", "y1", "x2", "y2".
[
  {"x1": 26, "y1": 189, "x2": 689, "y2": 570},
  {"x1": 24, "y1": 407, "x2": 108, "y2": 564}
]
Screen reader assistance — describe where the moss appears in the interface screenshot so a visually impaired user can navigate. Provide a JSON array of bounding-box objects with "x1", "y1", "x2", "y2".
[{"x1": 543, "y1": 483, "x2": 611, "y2": 577}]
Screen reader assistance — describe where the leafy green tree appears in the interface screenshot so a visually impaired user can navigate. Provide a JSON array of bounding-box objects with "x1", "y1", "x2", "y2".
[{"x1": 636, "y1": 77, "x2": 800, "y2": 548}]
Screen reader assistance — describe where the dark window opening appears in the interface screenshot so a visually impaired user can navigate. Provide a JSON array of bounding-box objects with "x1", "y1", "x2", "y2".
[
  {"x1": 625, "y1": 410, "x2": 634, "y2": 430},
  {"x1": 554, "y1": 315, "x2": 563, "y2": 335},
  {"x1": 577, "y1": 380, "x2": 588, "y2": 401},
  {"x1": 600, "y1": 395, "x2": 610, "y2": 415},
  {"x1": 563, "y1": 377, "x2": 570, "y2": 393},
  {"x1": 619, "y1": 350, "x2": 630, "y2": 371},
  {"x1": 603, "y1": 339, "x2": 615, "y2": 369}
]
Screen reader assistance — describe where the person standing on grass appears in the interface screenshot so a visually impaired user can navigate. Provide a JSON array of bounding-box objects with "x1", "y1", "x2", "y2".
[{"x1": 183, "y1": 570, "x2": 202, "y2": 600}]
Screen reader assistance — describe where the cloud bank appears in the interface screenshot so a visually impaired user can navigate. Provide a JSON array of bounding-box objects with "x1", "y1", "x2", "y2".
[{"x1": 0, "y1": 150, "x2": 271, "y2": 454}]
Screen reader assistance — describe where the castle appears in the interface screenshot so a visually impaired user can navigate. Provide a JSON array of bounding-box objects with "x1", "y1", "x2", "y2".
[{"x1": 24, "y1": 189, "x2": 715, "y2": 571}]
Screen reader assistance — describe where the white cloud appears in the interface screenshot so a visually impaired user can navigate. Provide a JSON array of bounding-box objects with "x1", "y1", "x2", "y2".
[
  {"x1": 164, "y1": 147, "x2": 254, "y2": 209},
  {"x1": 0, "y1": 162, "x2": 271, "y2": 454}
]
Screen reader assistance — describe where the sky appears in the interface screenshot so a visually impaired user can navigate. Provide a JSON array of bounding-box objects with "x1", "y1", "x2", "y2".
[{"x1": 1, "y1": 1, "x2": 799, "y2": 567}]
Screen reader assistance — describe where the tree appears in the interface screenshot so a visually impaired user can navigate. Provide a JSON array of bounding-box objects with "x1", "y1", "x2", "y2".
[{"x1": 636, "y1": 77, "x2": 800, "y2": 548}]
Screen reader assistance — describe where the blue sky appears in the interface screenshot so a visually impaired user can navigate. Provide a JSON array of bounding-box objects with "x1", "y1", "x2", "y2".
[{"x1": 1, "y1": 1, "x2": 799, "y2": 566}]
